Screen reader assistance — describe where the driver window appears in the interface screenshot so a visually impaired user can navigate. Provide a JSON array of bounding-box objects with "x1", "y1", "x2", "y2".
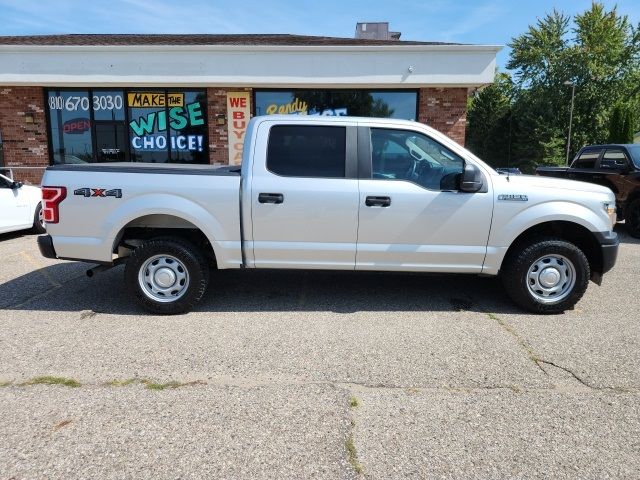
[
  {"x1": 370, "y1": 128, "x2": 464, "y2": 190},
  {"x1": 0, "y1": 176, "x2": 12, "y2": 188}
]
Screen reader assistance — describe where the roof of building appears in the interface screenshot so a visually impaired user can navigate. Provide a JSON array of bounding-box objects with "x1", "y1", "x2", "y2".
[{"x1": 0, "y1": 33, "x2": 459, "y2": 47}]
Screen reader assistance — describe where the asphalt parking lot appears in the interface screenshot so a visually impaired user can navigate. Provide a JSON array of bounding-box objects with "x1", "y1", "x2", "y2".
[{"x1": 1, "y1": 227, "x2": 639, "y2": 479}]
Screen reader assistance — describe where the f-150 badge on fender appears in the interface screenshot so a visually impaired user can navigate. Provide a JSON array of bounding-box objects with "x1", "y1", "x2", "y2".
[
  {"x1": 74, "y1": 188, "x2": 122, "y2": 198},
  {"x1": 498, "y1": 194, "x2": 528, "y2": 202}
]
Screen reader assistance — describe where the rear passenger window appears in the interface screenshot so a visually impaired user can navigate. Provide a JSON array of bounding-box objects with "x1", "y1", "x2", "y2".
[
  {"x1": 571, "y1": 150, "x2": 600, "y2": 169},
  {"x1": 600, "y1": 150, "x2": 629, "y2": 170},
  {"x1": 267, "y1": 125, "x2": 346, "y2": 178}
]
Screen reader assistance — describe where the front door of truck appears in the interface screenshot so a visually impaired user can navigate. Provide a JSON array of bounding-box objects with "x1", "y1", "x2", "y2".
[
  {"x1": 356, "y1": 127, "x2": 493, "y2": 272},
  {"x1": 249, "y1": 121, "x2": 360, "y2": 269},
  {"x1": 595, "y1": 148, "x2": 633, "y2": 201}
]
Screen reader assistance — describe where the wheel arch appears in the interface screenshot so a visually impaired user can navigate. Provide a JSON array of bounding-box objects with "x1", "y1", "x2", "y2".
[
  {"x1": 112, "y1": 213, "x2": 217, "y2": 268},
  {"x1": 502, "y1": 220, "x2": 603, "y2": 279},
  {"x1": 105, "y1": 193, "x2": 233, "y2": 268}
]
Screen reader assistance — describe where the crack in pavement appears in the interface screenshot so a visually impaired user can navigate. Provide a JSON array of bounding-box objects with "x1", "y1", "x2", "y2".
[
  {"x1": 344, "y1": 392, "x2": 364, "y2": 477},
  {"x1": 485, "y1": 312, "x2": 619, "y2": 391},
  {"x1": 537, "y1": 359, "x2": 594, "y2": 389},
  {"x1": 485, "y1": 312, "x2": 548, "y2": 375},
  {"x1": 1, "y1": 376, "x2": 636, "y2": 393}
]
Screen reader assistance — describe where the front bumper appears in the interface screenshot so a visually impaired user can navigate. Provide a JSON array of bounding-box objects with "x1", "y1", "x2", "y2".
[
  {"x1": 594, "y1": 231, "x2": 619, "y2": 275},
  {"x1": 37, "y1": 234, "x2": 57, "y2": 259}
]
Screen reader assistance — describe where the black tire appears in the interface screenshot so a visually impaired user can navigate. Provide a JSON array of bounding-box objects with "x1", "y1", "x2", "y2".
[
  {"x1": 124, "y1": 237, "x2": 210, "y2": 315},
  {"x1": 501, "y1": 237, "x2": 590, "y2": 314},
  {"x1": 31, "y1": 203, "x2": 46, "y2": 234},
  {"x1": 625, "y1": 198, "x2": 640, "y2": 238}
]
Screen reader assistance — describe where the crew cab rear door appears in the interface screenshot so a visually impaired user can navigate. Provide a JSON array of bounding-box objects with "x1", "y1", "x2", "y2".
[
  {"x1": 248, "y1": 120, "x2": 359, "y2": 269},
  {"x1": 355, "y1": 126, "x2": 493, "y2": 272}
]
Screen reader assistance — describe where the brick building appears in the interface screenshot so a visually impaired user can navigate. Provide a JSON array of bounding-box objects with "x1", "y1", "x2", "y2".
[{"x1": 0, "y1": 32, "x2": 500, "y2": 184}]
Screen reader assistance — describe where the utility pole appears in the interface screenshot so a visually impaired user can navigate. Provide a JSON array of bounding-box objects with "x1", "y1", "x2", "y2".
[{"x1": 564, "y1": 80, "x2": 576, "y2": 165}]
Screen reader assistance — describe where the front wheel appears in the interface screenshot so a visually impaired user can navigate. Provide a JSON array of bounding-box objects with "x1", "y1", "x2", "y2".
[
  {"x1": 501, "y1": 238, "x2": 590, "y2": 314},
  {"x1": 125, "y1": 237, "x2": 210, "y2": 315}
]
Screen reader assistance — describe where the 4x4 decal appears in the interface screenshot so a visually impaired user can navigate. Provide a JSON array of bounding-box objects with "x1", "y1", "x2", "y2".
[{"x1": 74, "y1": 188, "x2": 122, "y2": 198}]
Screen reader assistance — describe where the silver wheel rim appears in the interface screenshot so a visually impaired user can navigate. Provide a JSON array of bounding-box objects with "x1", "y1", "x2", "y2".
[
  {"x1": 38, "y1": 206, "x2": 45, "y2": 229},
  {"x1": 138, "y1": 254, "x2": 189, "y2": 303},
  {"x1": 526, "y1": 254, "x2": 576, "y2": 304}
]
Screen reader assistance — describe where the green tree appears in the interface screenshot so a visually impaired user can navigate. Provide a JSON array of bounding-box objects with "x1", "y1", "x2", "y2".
[
  {"x1": 623, "y1": 106, "x2": 636, "y2": 143},
  {"x1": 608, "y1": 104, "x2": 625, "y2": 143},
  {"x1": 607, "y1": 103, "x2": 637, "y2": 143},
  {"x1": 467, "y1": 3, "x2": 640, "y2": 170},
  {"x1": 466, "y1": 72, "x2": 514, "y2": 166}
]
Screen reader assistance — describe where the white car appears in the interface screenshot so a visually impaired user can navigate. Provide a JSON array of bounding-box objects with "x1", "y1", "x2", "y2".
[{"x1": 0, "y1": 173, "x2": 45, "y2": 235}]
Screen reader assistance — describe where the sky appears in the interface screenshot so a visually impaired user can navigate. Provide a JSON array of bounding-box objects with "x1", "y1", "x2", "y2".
[{"x1": 0, "y1": 0, "x2": 638, "y2": 69}]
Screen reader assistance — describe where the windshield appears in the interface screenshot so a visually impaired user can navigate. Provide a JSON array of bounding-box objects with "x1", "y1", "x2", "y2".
[{"x1": 626, "y1": 145, "x2": 640, "y2": 169}]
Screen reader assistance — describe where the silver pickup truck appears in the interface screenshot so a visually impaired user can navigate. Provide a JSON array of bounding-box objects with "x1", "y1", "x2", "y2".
[{"x1": 38, "y1": 115, "x2": 619, "y2": 314}]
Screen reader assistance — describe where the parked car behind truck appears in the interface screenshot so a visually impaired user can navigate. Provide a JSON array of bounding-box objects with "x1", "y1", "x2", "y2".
[
  {"x1": 38, "y1": 116, "x2": 619, "y2": 314},
  {"x1": 0, "y1": 173, "x2": 45, "y2": 235},
  {"x1": 536, "y1": 144, "x2": 640, "y2": 238}
]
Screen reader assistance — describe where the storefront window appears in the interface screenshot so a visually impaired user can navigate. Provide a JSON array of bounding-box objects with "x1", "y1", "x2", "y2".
[
  {"x1": 169, "y1": 91, "x2": 208, "y2": 164},
  {"x1": 45, "y1": 88, "x2": 208, "y2": 164},
  {"x1": 93, "y1": 90, "x2": 127, "y2": 162},
  {"x1": 127, "y1": 89, "x2": 207, "y2": 164},
  {"x1": 47, "y1": 90, "x2": 94, "y2": 164},
  {"x1": 127, "y1": 90, "x2": 169, "y2": 163},
  {"x1": 254, "y1": 90, "x2": 418, "y2": 120}
]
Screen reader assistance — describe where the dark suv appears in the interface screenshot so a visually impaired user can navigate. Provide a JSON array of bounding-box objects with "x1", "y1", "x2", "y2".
[{"x1": 536, "y1": 144, "x2": 640, "y2": 237}]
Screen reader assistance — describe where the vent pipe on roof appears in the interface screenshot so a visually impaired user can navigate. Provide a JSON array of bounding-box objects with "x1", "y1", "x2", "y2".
[{"x1": 355, "y1": 22, "x2": 401, "y2": 40}]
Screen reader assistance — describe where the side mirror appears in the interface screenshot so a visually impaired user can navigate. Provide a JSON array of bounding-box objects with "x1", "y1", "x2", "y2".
[
  {"x1": 459, "y1": 163, "x2": 484, "y2": 192},
  {"x1": 11, "y1": 181, "x2": 23, "y2": 189}
]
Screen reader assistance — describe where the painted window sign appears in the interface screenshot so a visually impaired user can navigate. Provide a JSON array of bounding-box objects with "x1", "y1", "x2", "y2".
[
  {"x1": 263, "y1": 97, "x2": 347, "y2": 116},
  {"x1": 128, "y1": 100, "x2": 205, "y2": 151},
  {"x1": 255, "y1": 90, "x2": 418, "y2": 121},
  {"x1": 127, "y1": 90, "x2": 208, "y2": 164},
  {"x1": 49, "y1": 94, "x2": 124, "y2": 112},
  {"x1": 127, "y1": 92, "x2": 184, "y2": 108},
  {"x1": 46, "y1": 88, "x2": 208, "y2": 165},
  {"x1": 226, "y1": 92, "x2": 251, "y2": 165}
]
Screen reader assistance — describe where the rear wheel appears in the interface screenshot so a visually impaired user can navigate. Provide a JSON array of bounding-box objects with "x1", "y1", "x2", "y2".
[
  {"x1": 501, "y1": 238, "x2": 590, "y2": 314},
  {"x1": 31, "y1": 202, "x2": 46, "y2": 234},
  {"x1": 626, "y1": 198, "x2": 640, "y2": 238},
  {"x1": 125, "y1": 237, "x2": 210, "y2": 315}
]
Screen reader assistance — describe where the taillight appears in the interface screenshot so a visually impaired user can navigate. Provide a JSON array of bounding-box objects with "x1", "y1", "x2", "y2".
[{"x1": 41, "y1": 186, "x2": 67, "y2": 224}]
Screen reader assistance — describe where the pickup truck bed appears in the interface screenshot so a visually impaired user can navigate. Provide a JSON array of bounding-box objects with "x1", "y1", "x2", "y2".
[{"x1": 41, "y1": 162, "x2": 243, "y2": 268}]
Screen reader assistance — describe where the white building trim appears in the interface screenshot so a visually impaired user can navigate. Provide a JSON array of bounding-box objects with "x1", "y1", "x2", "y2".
[{"x1": 0, "y1": 44, "x2": 501, "y2": 88}]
